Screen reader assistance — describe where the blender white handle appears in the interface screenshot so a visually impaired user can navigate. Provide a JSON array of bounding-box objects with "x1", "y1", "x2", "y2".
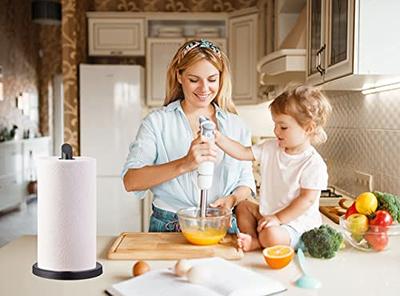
[
  {"x1": 198, "y1": 116, "x2": 215, "y2": 217},
  {"x1": 198, "y1": 117, "x2": 215, "y2": 190}
]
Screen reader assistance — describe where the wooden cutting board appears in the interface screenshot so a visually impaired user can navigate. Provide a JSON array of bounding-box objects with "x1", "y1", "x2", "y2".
[
  {"x1": 107, "y1": 232, "x2": 244, "y2": 260},
  {"x1": 319, "y1": 206, "x2": 346, "y2": 224}
]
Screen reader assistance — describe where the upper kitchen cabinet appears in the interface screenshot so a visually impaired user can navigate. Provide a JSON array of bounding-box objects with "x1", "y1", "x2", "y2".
[
  {"x1": 87, "y1": 10, "x2": 262, "y2": 106},
  {"x1": 307, "y1": 0, "x2": 400, "y2": 91},
  {"x1": 146, "y1": 38, "x2": 186, "y2": 106},
  {"x1": 229, "y1": 10, "x2": 259, "y2": 104},
  {"x1": 88, "y1": 15, "x2": 145, "y2": 56}
]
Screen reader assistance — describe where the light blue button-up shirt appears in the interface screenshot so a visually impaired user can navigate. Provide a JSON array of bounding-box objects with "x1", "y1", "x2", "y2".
[{"x1": 122, "y1": 100, "x2": 256, "y2": 212}]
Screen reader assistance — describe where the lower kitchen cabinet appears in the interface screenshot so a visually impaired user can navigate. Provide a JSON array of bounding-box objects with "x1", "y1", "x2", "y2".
[
  {"x1": 0, "y1": 137, "x2": 51, "y2": 213},
  {"x1": 0, "y1": 141, "x2": 23, "y2": 212}
]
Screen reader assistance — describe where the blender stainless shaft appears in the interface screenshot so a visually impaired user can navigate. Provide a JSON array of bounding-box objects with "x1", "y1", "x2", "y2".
[{"x1": 200, "y1": 190, "x2": 208, "y2": 218}]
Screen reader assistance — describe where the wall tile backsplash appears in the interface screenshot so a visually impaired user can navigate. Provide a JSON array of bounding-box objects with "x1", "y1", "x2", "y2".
[{"x1": 318, "y1": 89, "x2": 400, "y2": 196}]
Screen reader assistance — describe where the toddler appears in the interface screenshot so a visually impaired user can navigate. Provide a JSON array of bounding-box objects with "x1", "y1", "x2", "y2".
[{"x1": 214, "y1": 85, "x2": 332, "y2": 251}]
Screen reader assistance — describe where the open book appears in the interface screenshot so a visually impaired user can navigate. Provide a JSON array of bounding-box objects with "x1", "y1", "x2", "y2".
[{"x1": 105, "y1": 257, "x2": 286, "y2": 296}]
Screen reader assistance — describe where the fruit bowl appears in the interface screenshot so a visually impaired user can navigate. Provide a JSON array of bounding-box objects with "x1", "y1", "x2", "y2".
[
  {"x1": 339, "y1": 215, "x2": 400, "y2": 252},
  {"x1": 177, "y1": 207, "x2": 231, "y2": 246}
]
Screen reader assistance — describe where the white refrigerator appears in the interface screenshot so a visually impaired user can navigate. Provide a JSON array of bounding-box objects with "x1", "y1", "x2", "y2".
[{"x1": 80, "y1": 64, "x2": 144, "y2": 235}]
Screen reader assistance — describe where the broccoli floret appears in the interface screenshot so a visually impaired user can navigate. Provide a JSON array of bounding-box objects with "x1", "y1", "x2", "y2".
[
  {"x1": 374, "y1": 191, "x2": 400, "y2": 222},
  {"x1": 300, "y1": 225, "x2": 343, "y2": 259}
]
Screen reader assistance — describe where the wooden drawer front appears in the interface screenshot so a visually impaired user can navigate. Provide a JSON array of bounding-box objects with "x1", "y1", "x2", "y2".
[{"x1": 89, "y1": 18, "x2": 145, "y2": 56}]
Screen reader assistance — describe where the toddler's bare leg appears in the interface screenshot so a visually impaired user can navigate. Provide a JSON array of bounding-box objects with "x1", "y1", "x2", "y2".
[
  {"x1": 235, "y1": 200, "x2": 262, "y2": 251},
  {"x1": 258, "y1": 226, "x2": 291, "y2": 248}
]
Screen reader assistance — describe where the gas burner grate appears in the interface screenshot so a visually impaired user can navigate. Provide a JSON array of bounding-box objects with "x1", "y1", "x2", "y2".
[{"x1": 320, "y1": 186, "x2": 342, "y2": 198}]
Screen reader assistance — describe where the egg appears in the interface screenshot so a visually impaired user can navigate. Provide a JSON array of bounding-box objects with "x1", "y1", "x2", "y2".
[
  {"x1": 174, "y1": 259, "x2": 191, "y2": 277},
  {"x1": 132, "y1": 260, "x2": 150, "y2": 277},
  {"x1": 187, "y1": 266, "x2": 209, "y2": 285}
]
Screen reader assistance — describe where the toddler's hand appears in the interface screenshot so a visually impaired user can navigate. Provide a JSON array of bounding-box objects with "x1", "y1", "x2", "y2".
[{"x1": 257, "y1": 215, "x2": 280, "y2": 232}]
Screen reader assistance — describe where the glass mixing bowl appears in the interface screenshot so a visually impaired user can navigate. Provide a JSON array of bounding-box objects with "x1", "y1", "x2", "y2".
[
  {"x1": 177, "y1": 207, "x2": 232, "y2": 246},
  {"x1": 339, "y1": 215, "x2": 400, "y2": 252}
]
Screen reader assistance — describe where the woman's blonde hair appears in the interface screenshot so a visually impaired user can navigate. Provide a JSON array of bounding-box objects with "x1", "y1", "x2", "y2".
[
  {"x1": 164, "y1": 39, "x2": 237, "y2": 114},
  {"x1": 270, "y1": 85, "x2": 332, "y2": 145}
]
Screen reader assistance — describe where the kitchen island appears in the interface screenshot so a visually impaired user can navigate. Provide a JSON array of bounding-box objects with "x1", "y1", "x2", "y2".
[{"x1": 1, "y1": 216, "x2": 399, "y2": 296}]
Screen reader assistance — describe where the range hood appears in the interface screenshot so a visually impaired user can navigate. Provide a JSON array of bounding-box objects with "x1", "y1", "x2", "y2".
[
  {"x1": 257, "y1": 49, "x2": 306, "y2": 85},
  {"x1": 257, "y1": 3, "x2": 306, "y2": 86}
]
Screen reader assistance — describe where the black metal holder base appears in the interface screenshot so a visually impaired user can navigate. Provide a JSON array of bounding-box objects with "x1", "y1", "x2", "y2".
[{"x1": 32, "y1": 262, "x2": 103, "y2": 280}]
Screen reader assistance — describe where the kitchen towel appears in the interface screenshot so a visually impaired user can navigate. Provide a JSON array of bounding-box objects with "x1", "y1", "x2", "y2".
[{"x1": 36, "y1": 156, "x2": 96, "y2": 271}]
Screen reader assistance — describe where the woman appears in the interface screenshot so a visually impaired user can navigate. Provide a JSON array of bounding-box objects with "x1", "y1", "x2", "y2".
[{"x1": 122, "y1": 39, "x2": 255, "y2": 232}]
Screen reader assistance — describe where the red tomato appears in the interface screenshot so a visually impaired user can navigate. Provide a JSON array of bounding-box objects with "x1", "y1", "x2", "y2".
[
  {"x1": 345, "y1": 202, "x2": 358, "y2": 219},
  {"x1": 370, "y1": 210, "x2": 393, "y2": 228},
  {"x1": 364, "y1": 230, "x2": 389, "y2": 251}
]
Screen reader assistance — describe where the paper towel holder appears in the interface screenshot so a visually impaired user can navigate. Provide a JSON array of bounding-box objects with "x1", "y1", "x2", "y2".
[
  {"x1": 32, "y1": 143, "x2": 103, "y2": 280},
  {"x1": 32, "y1": 262, "x2": 103, "y2": 280},
  {"x1": 60, "y1": 143, "x2": 74, "y2": 160}
]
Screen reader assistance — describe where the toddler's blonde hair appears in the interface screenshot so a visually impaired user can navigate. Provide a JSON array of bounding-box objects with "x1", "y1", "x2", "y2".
[{"x1": 270, "y1": 85, "x2": 332, "y2": 145}]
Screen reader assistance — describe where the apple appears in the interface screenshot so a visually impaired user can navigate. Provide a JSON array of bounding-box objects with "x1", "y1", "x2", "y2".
[
  {"x1": 370, "y1": 210, "x2": 393, "y2": 229},
  {"x1": 346, "y1": 213, "x2": 369, "y2": 235}
]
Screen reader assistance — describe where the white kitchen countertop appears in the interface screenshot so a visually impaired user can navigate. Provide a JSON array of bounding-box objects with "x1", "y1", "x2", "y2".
[{"x1": 0, "y1": 216, "x2": 399, "y2": 296}]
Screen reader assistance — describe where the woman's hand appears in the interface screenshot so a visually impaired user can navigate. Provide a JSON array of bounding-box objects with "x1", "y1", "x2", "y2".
[
  {"x1": 209, "y1": 195, "x2": 237, "y2": 210},
  {"x1": 257, "y1": 215, "x2": 281, "y2": 232},
  {"x1": 181, "y1": 134, "x2": 217, "y2": 172}
]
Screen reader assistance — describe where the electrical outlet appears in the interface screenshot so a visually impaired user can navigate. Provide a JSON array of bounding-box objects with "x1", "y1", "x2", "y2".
[{"x1": 354, "y1": 170, "x2": 373, "y2": 192}]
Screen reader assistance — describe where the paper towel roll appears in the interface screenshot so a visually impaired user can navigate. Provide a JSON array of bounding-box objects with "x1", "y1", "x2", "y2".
[{"x1": 37, "y1": 156, "x2": 96, "y2": 272}]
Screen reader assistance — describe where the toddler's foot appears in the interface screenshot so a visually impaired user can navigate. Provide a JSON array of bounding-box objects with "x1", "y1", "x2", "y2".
[{"x1": 237, "y1": 233, "x2": 261, "y2": 252}]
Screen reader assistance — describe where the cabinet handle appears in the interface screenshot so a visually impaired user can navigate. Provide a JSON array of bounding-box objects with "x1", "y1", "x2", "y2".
[
  {"x1": 110, "y1": 51, "x2": 123, "y2": 55},
  {"x1": 316, "y1": 44, "x2": 326, "y2": 76}
]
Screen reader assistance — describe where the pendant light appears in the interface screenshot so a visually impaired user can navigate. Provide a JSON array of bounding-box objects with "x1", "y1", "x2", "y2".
[{"x1": 31, "y1": 0, "x2": 61, "y2": 25}]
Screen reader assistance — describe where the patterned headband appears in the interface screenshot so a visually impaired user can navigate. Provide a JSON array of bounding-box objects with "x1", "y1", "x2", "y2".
[{"x1": 182, "y1": 39, "x2": 221, "y2": 57}]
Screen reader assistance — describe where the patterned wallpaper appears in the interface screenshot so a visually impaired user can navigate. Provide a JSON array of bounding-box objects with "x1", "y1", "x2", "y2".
[
  {"x1": 38, "y1": 25, "x2": 62, "y2": 136},
  {"x1": 93, "y1": 0, "x2": 257, "y2": 12},
  {"x1": 61, "y1": 0, "x2": 93, "y2": 154},
  {"x1": 318, "y1": 89, "x2": 400, "y2": 196}
]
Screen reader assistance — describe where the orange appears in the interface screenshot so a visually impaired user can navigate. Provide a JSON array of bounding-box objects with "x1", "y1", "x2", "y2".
[{"x1": 263, "y1": 245, "x2": 294, "y2": 269}]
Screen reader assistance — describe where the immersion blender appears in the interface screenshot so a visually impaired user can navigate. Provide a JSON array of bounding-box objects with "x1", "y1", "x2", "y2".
[{"x1": 197, "y1": 116, "x2": 216, "y2": 218}]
